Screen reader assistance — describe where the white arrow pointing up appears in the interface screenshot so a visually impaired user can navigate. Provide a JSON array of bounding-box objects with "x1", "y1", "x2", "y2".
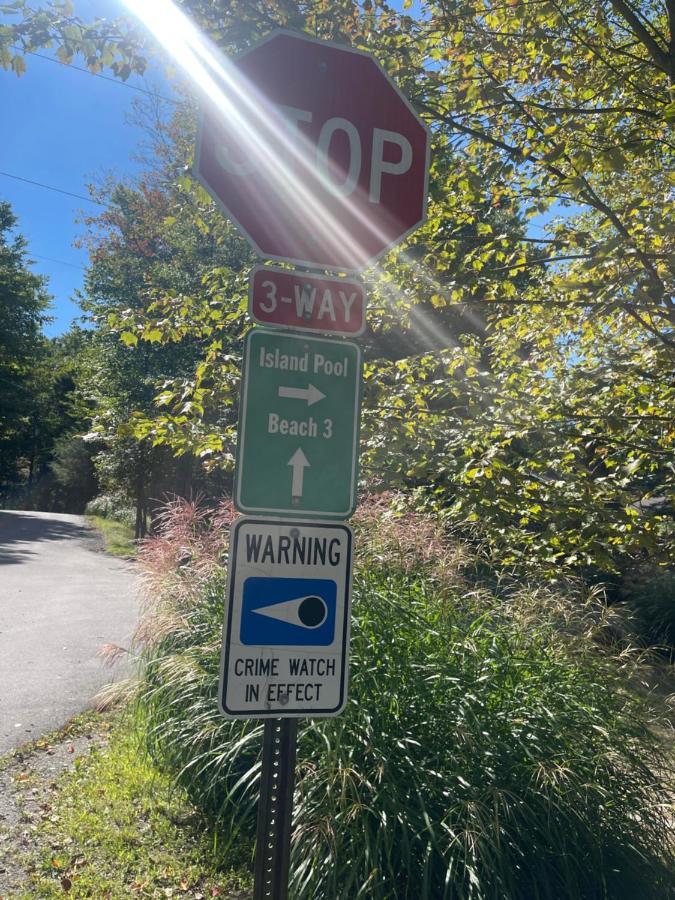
[
  {"x1": 278, "y1": 383, "x2": 325, "y2": 407},
  {"x1": 288, "y1": 447, "x2": 310, "y2": 499}
]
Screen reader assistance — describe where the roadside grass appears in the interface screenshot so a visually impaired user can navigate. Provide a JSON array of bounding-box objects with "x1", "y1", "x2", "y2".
[
  {"x1": 22, "y1": 711, "x2": 252, "y2": 899},
  {"x1": 0, "y1": 711, "x2": 105, "y2": 774},
  {"x1": 86, "y1": 514, "x2": 136, "y2": 558}
]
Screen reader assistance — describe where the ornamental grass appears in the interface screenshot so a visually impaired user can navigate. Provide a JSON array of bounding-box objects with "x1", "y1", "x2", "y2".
[{"x1": 128, "y1": 498, "x2": 674, "y2": 899}]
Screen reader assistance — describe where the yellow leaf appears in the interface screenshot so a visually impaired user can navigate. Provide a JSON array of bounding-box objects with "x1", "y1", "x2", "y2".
[
  {"x1": 120, "y1": 332, "x2": 138, "y2": 347},
  {"x1": 11, "y1": 54, "x2": 26, "y2": 76}
]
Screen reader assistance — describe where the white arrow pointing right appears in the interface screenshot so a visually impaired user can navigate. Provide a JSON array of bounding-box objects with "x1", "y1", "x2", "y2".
[
  {"x1": 278, "y1": 383, "x2": 325, "y2": 406},
  {"x1": 288, "y1": 447, "x2": 310, "y2": 500}
]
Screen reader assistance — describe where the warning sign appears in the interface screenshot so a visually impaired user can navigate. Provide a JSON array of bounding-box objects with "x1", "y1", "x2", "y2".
[{"x1": 219, "y1": 517, "x2": 352, "y2": 718}]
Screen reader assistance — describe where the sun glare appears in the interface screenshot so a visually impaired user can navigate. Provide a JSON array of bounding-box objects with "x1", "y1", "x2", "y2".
[{"x1": 122, "y1": 0, "x2": 460, "y2": 352}]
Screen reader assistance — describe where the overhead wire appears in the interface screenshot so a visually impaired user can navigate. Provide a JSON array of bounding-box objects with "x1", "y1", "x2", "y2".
[
  {"x1": 1, "y1": 44, "x2": 175, "y2": 273},
  {"x1": 5, "y1": 44, "x2": 667, "y2": 318},
  {"x1": 11, "y1": 45, "x2": 178, "y2": 105},
  {"x1": 0, "y1": 170, "x2": 105, "y2": 206},
  {"x1": 28, "y1": 253, "x2": 86, "y2": 270}
]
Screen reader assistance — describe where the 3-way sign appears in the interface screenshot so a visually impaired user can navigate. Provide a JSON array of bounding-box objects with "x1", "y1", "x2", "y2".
[
  {"x1": 249, "y1": 265, "x2": 366, "y2": 336},
  {"x1": 235, "y1": 328, "x2": 361, "y2": 518}
]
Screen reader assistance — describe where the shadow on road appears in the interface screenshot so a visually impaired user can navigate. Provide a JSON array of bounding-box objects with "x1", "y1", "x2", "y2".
[{"x1": 0, "y1": 512, "x2": 94, "y2": 566}]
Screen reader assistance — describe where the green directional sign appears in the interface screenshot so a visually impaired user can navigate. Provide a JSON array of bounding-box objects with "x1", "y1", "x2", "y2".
[{"x1": 235, "y1": 329, "x2": 361, "y2": 518}]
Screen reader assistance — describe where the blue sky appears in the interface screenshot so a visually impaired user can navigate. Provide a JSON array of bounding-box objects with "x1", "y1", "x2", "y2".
[{"x1": 0, "y1": 0, "x2": 172, "y2": 336}]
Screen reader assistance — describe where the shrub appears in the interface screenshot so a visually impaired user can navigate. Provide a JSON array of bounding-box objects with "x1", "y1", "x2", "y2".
[
  {"x1": 132, "y1": 499, "x2": 675, "y2": 899},
  {"x1": 619, "y1": 564, "x2": 675, "y2": 652},
  {"x1": 50, "y1": 433, "x2": 99, "y2": 512},
  {"x1": 85, "y1": 493, "x2": 135, "y2": 528}
]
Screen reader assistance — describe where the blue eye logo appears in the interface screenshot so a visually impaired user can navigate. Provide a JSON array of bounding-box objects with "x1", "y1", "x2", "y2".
[{"x1": 240, "y1": 577, "x2": 337, "y2": 646}]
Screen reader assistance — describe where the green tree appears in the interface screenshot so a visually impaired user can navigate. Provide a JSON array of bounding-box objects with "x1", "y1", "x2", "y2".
[
  {"x1": 77, "y1": 104, "x2": 245, "y2": 532},
  {"x1": 4, "y1": 1, "x2": 672, "y2": 577},
  {"x1": 0, "y1": 200, "x2": 51, "y2": 497},
  {"x1": 359, "y1": 0, "x2": 674, "y2": 577},
  {"x1": 34, "y1": 327, "x2": 101, "y2": 512}
]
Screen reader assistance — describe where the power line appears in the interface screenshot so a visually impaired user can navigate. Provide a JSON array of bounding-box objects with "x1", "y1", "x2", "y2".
[
  {"x1": 29, "y1": 253, "x2": 85, "y2": 271},
  {"x1": 0, "y1": 170, "x2": 104, "y2": 206},
  {"x1": 12, "y1": 46, "x2": 179, "y2": 105}
]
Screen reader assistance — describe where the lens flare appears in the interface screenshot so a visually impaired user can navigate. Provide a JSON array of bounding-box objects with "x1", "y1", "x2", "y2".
[
  {"x1": 122, "y1": 0, "x2": 465, "y2": 354},
  {"x1": 123, "y1": 0, "x2": 429, "y2": 272}
]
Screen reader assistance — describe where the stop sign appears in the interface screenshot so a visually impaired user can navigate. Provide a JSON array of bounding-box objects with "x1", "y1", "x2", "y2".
[{"x1": 195, "y1": 31, "x2": 429, "y2": 272}]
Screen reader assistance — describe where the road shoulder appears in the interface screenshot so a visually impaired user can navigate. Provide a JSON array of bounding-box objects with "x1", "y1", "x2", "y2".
[
  {"x1": 0, "y1": 713, "x2": 112, "y2": 897},
  {"x1": 0, "y1": 710, "x2": 252, "y2": 899}
]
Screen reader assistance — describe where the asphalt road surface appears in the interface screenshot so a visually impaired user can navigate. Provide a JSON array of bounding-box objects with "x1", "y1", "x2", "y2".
[{"x1": 0, "y1": 511, "x2": 139, "y2": 754}]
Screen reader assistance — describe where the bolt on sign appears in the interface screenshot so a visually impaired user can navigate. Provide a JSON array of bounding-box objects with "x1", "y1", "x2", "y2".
[
  {"x1": 249, "y1": 265, "x2": 366, "y2": 336},
  {"x1": 195, "y1": 30, "x2": 430, "y2": 273},
  {"x1": 220, "y1": 518, "x2": 353, "y2": 717},
  {"x1": 235, "y1": 328, "x2": 361, "y2": 518}
]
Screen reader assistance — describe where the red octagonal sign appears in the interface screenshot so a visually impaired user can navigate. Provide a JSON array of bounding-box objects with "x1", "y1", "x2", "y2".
[{"x1": 196, "y1": 31, "x2": 429, "y2": 273}]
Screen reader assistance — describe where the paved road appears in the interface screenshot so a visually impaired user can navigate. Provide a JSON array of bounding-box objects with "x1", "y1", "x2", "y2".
[{"x1": 0, "y1": 511, "x2": 139, "y2": 754}]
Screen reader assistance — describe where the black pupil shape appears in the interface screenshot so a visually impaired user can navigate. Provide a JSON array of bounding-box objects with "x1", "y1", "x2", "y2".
[{"x1": 298, "y1": 596, "x2": 326, "y2": 627}]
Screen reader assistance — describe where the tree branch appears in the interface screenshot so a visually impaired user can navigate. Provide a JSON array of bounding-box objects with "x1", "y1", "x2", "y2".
[
  {"x1": 521, "y1": 102, "x2": 658, "y2": 119},
  {"x1": 608, "y1": 0, "x2": 672, "y2": 79}
]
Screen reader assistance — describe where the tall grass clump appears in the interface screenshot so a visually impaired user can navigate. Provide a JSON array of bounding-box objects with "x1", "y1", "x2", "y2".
[
  {"x1": 132, "y1": 497, "x2": 675, "y2": 899},
  {"x1": 618, "y1": 563, "x2": 675, "y2": 654}
]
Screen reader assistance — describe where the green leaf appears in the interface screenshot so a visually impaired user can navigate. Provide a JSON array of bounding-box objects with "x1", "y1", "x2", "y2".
[
  {"x1": 541, "y1": 143, "x2": 565, "y2": 163},
  {"x1": 600, "y1": 148, "x2": 627, "y2": 173}
]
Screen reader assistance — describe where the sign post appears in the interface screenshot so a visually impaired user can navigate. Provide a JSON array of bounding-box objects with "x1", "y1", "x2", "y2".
[
  {"x1": 253, "y1": 719, "x2": 297, "y2": 900},
  {"x1": 197, "y1": 27, "x2": 430, "y2": 900}
]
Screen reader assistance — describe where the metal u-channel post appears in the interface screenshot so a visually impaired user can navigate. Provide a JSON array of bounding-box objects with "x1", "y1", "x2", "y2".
[{"x1": 254, "y1": 718, "x2": 299, "y2": 900}]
